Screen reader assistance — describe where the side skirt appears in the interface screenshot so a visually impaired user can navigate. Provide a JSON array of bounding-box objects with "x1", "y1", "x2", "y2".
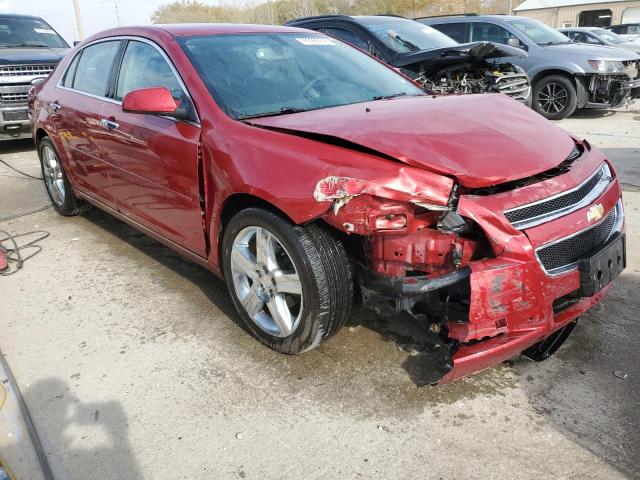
[{"x1": 75, "y1": 190, "x2": 223, "y2": 278}]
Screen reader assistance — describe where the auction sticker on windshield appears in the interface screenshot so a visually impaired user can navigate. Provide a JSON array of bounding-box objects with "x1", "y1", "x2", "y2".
[{"x1": 295, "y1": 37, "x2": 335, "y2": 46}]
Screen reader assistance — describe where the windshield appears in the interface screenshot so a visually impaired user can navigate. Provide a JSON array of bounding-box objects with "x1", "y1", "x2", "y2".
[
  {"x1": 0, "y1": 16, "x2": 68, "y2": 48},
  {"x1": 179, "y1": 33, "x2": 424, "y2": 120},
  {"x1": 507, "y1": 18, "x2": 570, "y2": 45},
  {"x1": 355, "y1": 17, "x2": 458, "y2": 53},
  {"x1": 592, "y1": 28, "x2": 628, "y2": 44}
]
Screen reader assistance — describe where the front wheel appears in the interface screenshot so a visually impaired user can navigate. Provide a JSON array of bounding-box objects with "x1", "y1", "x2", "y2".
[
  {"x1": 222, "y1": 208, "x2": 353, "y2": 354},
  {"x1": 532, "y1": 75, "x2": 578, "y2": 120}
]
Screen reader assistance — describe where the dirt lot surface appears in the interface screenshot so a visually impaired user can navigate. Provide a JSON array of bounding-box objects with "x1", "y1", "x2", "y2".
[{"x1": 0, "y1": 108, "x2": 638, "y2": 479}]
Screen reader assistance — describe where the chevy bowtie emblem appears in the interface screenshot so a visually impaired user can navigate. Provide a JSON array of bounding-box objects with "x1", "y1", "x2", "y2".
[{"x1": 587, "y1": 204, "x2": 605, "y2": 222}]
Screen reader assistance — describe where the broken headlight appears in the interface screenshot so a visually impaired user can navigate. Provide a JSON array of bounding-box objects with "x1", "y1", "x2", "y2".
[{"x1": 588, "y1": 60, "x2": 626, "y2": 74}]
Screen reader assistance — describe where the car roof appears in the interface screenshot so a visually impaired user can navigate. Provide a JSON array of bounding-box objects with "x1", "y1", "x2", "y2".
[
  {"x1": 89, "y1": 23, "x2": 310, "y2": 41},
  {"x1": 417, "y1": 14, "x2": 519, "y2": 22},
  {"x1": 560, "y1": 27, "x2": 598, "y2": 31},
  {"x1": 288, "y1": 14, "x2": 409, "y2": 25}
]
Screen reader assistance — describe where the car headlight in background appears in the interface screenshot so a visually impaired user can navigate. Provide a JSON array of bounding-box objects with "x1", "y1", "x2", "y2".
[{"x1": 587, "y1": 60, "x2": 626, "y2": 74}]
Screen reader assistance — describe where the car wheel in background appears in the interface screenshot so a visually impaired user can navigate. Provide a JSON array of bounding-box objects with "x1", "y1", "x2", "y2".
[
  {"x1": 38, "y1": 137, "x2": 92, "y2": 216},
  {"x1": 222, "y1": 208, "x2": 353, "y2": 354},
  {"x1": 532, "y1": 74, "x2": 578, "y2": 120}
]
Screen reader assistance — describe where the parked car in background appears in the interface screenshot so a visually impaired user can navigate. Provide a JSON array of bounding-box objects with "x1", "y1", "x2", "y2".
[
  {"x1": 418, "y1": 15, "x2": 640, "y2": 120},
  {"x1": 30, "y1": 24, "x2": 625, "y2": 384},
  {"x1": 0, "y1": 13, "x2": 69, "y2": 140},
  {"x1": 286, "y1": 15, "x2": 531, "y2": 103},
  {"x1": 606, "y1": 23, "x2": 640, "y2": 41},
  {"x1": 560, "y1": 27, "x2": 640, "y2": 54}
]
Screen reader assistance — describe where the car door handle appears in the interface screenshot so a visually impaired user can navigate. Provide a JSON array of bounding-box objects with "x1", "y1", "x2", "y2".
[
  {"x1": 99, "y1": 118, "x2": 119, "y2": 130},
  {"x1": 48, "y1": 102, "x2": 61, "y2": 113}
]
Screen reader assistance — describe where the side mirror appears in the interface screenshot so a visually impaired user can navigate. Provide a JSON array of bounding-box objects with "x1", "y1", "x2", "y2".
[
  {"x1": 122, "y1": 87, "x2": 179, "y2": 115},
  {"x1": 507, "y1": 38, "x2": 522, "y2": 48}
]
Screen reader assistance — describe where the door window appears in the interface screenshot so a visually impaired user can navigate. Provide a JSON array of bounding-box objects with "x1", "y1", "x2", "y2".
[
  {"x1": 470, "y1": 22, "x2": 518, "y2": 45},
  {"x1": 116, "y1": 41, "x2": 184, "y2": 101},
  {"x1": 72, "y1": 41, "x2": 121, "y2": 97},
  {"x1": 432, "y1": 22, "x2": 467, "y2": 43},
  {"x1": 585, "y1": 33, "x2": 605, "y2": 44}
]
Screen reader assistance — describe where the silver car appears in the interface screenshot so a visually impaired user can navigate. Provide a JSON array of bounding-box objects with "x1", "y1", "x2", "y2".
[{"x1": 561, "y1": 27, "x2": 640, "y2": 54}]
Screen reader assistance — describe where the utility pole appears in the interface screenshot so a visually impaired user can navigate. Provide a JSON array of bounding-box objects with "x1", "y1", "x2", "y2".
[
  {"x1": 114, "y1": 0, "x2": 121, "y2": 26},
  {"x1": 507, "y1": 0, "x2": 513, "y2": 15},
  {"x1": 72, "y1": 0, "x2": 85, "y2": 40}
]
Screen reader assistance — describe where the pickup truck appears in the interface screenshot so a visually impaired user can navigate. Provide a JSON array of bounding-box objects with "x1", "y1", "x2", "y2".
[{"x1": 0, "y1": 13, "x2": 69, "y2": 140}]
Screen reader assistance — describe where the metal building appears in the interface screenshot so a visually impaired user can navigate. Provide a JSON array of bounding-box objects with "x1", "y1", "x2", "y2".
[{"x1": 513, "y1": 0, "x2": 640, "y2": 28}]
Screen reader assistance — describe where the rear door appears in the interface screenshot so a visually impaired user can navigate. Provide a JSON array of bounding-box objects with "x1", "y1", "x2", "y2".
[
  {"x1": 98, "y1": 39, "x2": 206, "y2": 256},
  {"x1": 55, "y1": 39, "x2": 123, "y2": 207}
]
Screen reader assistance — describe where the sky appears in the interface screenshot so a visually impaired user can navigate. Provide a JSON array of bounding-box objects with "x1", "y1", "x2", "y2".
[{"x1": 0, "y1": 0, "x2": 188, "y2": 44}]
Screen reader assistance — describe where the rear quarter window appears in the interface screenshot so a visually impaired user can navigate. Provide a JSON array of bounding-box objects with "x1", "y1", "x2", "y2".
[{"x1": 431, "y1": 22, "x2": 467, "y2": 43}]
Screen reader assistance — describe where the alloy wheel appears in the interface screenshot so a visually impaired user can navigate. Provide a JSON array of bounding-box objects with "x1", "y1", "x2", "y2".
[
  {"x1": 230, "y1": 226, "x2": 303, "y2": 337},
  {"x1": 537, "y1": 82, "x2": 569, "y2": 114},
  {"x1": 41, "y1": 144, "x2": 65, "y2": 206}
]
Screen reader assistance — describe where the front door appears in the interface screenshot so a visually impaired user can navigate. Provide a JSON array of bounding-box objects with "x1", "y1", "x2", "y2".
[{"x1": 98, "y1": 39, "x2": 206, "y2": 257}]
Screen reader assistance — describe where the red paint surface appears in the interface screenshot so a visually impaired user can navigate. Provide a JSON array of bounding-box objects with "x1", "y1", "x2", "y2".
[
  {"x1": 122, "y1": 87, "x2": 180, "y2": 114},
  {"x1": 30, "y1": 24, "x2": 624, "y2": 382}
]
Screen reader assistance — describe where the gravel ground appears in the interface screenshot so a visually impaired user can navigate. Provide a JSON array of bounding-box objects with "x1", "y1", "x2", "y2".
[{"x1": 0, "y1": 108, "x2": 638, "y2": 480}]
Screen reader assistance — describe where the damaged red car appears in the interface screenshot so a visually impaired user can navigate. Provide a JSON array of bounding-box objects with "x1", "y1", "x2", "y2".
[{"x1": 30, "y1": 24, "x2": 625, "y2": 383}]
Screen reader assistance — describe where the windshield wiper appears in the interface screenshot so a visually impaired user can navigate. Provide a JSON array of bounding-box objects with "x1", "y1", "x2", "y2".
[
  {"x1": 241, "y1": 107, "x2": 310, "y2": 120},
  {"x1": 390, "y1": 34, "x2": 421, "y2": 52},
  {"x1": 539, "y1": 40, "x2": 571, "y2": 46},
  {"x1": 373, "y1": 92, "x2": 409, "y2": 100}
]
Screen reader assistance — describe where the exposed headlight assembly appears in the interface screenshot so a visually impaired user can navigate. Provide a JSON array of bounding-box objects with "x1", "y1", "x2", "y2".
[{"x1": 587, "y1": 60, "x2": 626, "y2": 74}]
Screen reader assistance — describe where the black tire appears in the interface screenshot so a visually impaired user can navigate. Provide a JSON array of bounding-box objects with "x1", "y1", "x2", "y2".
[
  {"x1": 222, "y1": 208, "x2": 353, "y2": 354},
  {"x1": 532, "y1": 74, "x2": 578, "y2": 120},
  {"x1": 38, "y1": 137, "x2": 92, "y2": 216}
]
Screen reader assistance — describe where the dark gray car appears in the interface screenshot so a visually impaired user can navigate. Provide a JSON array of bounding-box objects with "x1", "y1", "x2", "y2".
[{"x1": 418, "y1": 15, "x2": 640, "y2": 120}]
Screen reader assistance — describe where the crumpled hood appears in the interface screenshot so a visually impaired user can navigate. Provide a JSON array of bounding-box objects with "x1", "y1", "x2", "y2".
[
  {"x1": 392, "y1": 41, "x2": 527, "y2": 68},
  {"x1": 248, "y1": 94, "x2": 575, "y2": 188}
]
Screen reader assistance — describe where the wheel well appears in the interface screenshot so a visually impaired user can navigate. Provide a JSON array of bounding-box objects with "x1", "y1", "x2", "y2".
[
  {"x1": 531, "y1": 69, "x2": 576, "y2": 88},
  {"x1": 217, "y1": 194, "x2": 295, "y2": 262},
  {"x1": 34, "y1": 128, "x2": 48, "y2": 147}
]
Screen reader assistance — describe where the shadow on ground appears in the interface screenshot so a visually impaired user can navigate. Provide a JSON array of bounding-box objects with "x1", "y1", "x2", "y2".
[{"x1": 2, "y1": 377, "x2": 140, "y2": 479}]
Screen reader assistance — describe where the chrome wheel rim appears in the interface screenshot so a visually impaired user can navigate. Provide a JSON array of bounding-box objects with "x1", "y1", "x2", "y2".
[
  {"x1": 230, "y1": 226, "x2": 303, "y2": 338},
  {"x1": 537, "y1": 82, "x2": 569, "y2": 114},
  {"x1": 41, "y1": 145, "x2": 65, "y2": 206}
]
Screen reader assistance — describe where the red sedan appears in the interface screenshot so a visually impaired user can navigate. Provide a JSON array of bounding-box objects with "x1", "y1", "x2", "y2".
[{"x1": 29, "y1": 24, "x2": 625, "y2": 383}]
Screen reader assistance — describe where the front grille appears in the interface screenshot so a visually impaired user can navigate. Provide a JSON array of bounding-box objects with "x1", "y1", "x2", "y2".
[
  {"x1": 536, "y1": 206, "x2": 617, "y2": 274},
  {"x1": 494, "y1": 73, "x2": 530, "y2": 102},
  {"x1": 0, "y1": 64, "x2": 55, "y2": 77},
  {"x1": 505, "y1": 159, "x2": 611, "y2": 230}
]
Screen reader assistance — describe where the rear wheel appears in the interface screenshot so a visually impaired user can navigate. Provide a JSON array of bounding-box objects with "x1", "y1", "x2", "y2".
[
  {"x1": 38, "y1": 137, "x2": 91, "y2": 216},
  {"x1": 533, "y1": 75, "x2": 578, "y2": 120},
  {"x1": 222, "y1": 208, "x2": 353, "y2": 354}
]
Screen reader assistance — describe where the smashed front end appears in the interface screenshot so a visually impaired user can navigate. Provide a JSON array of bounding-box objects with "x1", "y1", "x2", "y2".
[
  {"x1": 578, "y1": 60, "x2": 640, "y2": 108},
  {"x1": 393, "y1": 42, "x2": 531, "y2": 103},
  {"x1": 317, "y1": 141, "x2": 624, "y2": 384}
]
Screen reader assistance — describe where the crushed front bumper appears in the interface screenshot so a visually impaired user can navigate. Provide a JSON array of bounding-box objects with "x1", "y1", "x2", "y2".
[
  {"x1": 359, "y1": 144, "x2": 625, "y2": 384},
  {"x1": 578, "y1": 73, "x2": 640, "y2": 109}
]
